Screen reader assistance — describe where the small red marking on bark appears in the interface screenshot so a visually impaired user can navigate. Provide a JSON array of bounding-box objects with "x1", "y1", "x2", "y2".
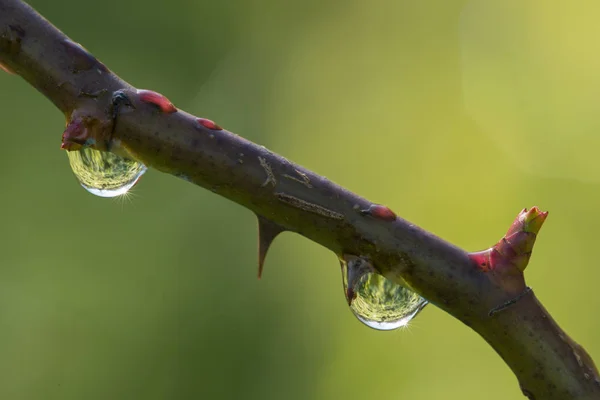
[
  {"x1": 137, "y1": 90, "x2": 177, "y2": 113},
  {"x1": 369, "y1": 205, "x2": 397, "y2": 221},
  {"x1": 197, "y1": 118, "x2": 222, "y2": 130},
  {"x1": 468, "y1": 251, "x2": 491, "y2": 272}
]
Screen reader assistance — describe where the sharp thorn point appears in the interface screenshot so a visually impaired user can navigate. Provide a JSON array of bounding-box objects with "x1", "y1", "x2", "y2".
[{"x1": 257, "y1": 215, "x2": 286, "y2": 279}]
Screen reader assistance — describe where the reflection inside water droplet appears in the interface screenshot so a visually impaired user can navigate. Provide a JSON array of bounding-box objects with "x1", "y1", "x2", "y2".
[
  {"x1": 341, "y1": 256, "x2": 427, "y2": 330},
  {"x1": 67, "y1": 147, "x2": 147, "y2": 197}
]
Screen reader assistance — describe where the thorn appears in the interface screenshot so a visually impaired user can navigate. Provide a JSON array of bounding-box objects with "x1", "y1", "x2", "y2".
[{"x1": 257, "y1": 215, "x2": 286, "y2": 279}]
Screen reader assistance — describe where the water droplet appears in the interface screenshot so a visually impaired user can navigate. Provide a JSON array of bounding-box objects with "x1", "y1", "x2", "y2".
[
  {"x1": 67, "y1": 147, "x2": 147, "y2": 197},
  {"x1": 341, "y1": 256, "x2": 427, "y2": 330}
]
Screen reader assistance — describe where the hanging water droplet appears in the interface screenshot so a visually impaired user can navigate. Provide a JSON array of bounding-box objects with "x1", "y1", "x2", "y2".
[
  {"x1": 341, "y1": 256, "x2": 427, "y2": 330},
  {"x1": 67, "y1": 147, "x2": 147, "y2": 197}
]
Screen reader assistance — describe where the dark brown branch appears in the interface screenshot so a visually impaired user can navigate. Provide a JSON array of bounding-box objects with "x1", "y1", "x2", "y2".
[{"x1": 1, "y1": 0, "x2": 599, "y2": 398}]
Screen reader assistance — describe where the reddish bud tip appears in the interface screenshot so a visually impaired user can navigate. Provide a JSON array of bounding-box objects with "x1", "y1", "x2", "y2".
[
  {"x1": 506, "y1": 207, "x2": 548, "y2": 236},
  {"x1": 470, "y1": 207, "x2": 548, "y2": 273},
  {"x1": 519, "y1": 207, "x2": 548, "y2": 234},
  {"x1": 197, "y1": 118, "x2": 222, "y2": 131},
  {"x1": 137, "y1": 89, "x2": 177, "y2": 113},
  {"x1": 362, "y1": 204, "x2": 397, "y2": 221}
]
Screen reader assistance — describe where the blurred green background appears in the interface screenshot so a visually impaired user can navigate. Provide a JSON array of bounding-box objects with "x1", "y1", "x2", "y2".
[{"x1": 0, "y1": 0, "x2": 599, "y2": 398}]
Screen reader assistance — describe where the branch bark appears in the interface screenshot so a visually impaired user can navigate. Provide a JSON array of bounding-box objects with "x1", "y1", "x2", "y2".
[{"x1": 1, "y1": 0, "x2": 598, "y2": 398}]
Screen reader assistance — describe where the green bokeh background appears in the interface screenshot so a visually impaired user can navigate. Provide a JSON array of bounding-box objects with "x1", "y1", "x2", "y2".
[{"x1": 1, "y1": 0, "x2": 599, "y2": 398}]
